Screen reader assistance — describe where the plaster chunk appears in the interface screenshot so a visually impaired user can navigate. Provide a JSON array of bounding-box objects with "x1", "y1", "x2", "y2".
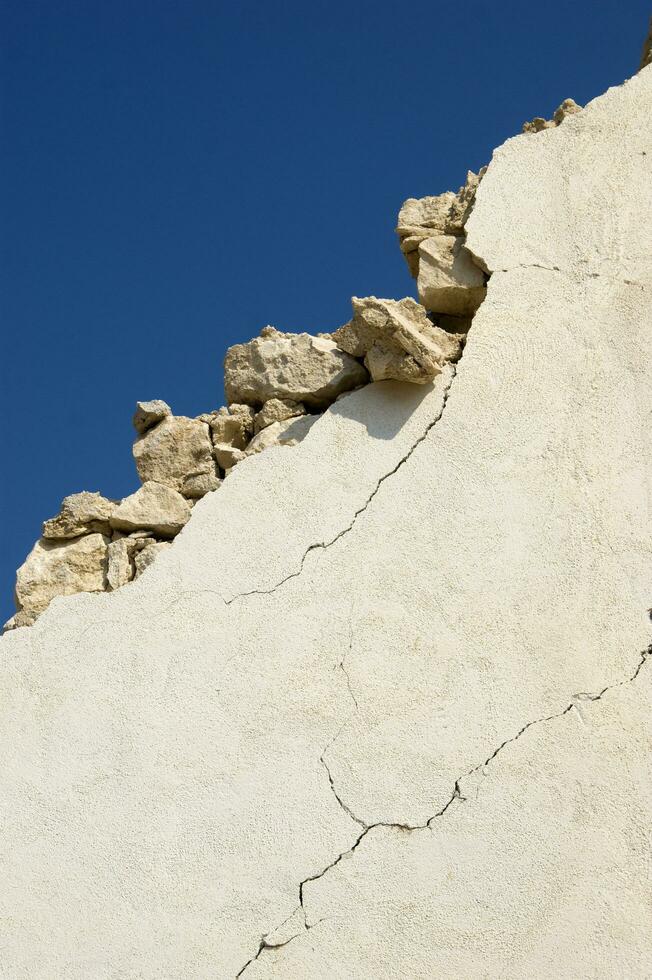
[
  {"x1": 14, "y1": 532, "x2": 109, "y2": 622},
  {"x1": 132, "y1": 399, "x2": 171, "y2": 434},
  {"x1": 110, "y1": 481, "x2": 191, "y2": 537},
  {"x1": 42, "y1": 491, "x2": 116, "y2": 539},
  {"x1": 334, "y1": 296, "x2": 462, "y2": 383},
  {"x1": 254, "y1": 398, "x2": 306, "y2": 433},
  {"x1": 133, "y1": 415, "x2": 217, "y2": 497},
  {"x1": 417, "y1": 234, "x2": 487, "y2": 315},
  {"x1": 224, "y1": 328, "x2": 369, "y2": 408},
  {"x1": 245, "y1": 414, "x2": 318, "y2": 455}
]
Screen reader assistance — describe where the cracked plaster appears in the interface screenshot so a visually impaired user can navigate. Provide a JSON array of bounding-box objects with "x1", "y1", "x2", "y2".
[{"x1": 0, "y1": 64, "x2": 650, "y2": 979}]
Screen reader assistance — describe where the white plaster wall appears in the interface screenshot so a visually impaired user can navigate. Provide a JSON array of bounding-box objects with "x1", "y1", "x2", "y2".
[{"x1": 0, "y1": 66, "x2": 650, "y2": 978}]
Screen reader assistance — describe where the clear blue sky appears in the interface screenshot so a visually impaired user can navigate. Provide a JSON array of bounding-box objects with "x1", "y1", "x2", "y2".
[{"x1": 1, "y1": 1, "x2": 648, "y2": 625}]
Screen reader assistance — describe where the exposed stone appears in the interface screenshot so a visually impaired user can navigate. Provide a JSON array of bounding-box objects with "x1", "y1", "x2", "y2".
[
  {"x1": 213, "y1": 444, "x2": 246, "y2": 471},
  {"x1": 110, "y1": 482, "x2": 191, "y2": 538},
  {"x1": 417, "y1": 235, "x2": 487, "y2": 315},
  {"x1": 106, "y1": 538, "x2": 135, "y2": 591},
  {"x1": 397, "y1": 171, "x2": 484, "y2": 275},
  {"x1": 133, "y1": 541, "x2": 172, "y2": 578},
  {"x1": 208, "y1": 404, "x2": 255, "y2": 449},
  {"x1": 132, "y1": 399, "x2": 171, "y2": 434},
  {"x1": 244, "y1": 415, "x2": 318, "y2": 455},
  {"x1": 14, "y1": 533, "x2": 109, "y2": 622},
  {"x1": 42, "y1": 491, "x2": 116, "y2": 540},
  {"x1": 641, "y1": 17, "x2": 652, "y2": 69},
  {"x1": 254, "y1": 398, "x2": 306, "y2": 433},
  {"x1": 224, "y1": 327, "x2": 368, "y2": 409},
  {"x1": 522, "y1": 98, "x2": 582, "y2": 133},
  {"x1": 133, "y1": 415, "x2": 218, "y2": 498},
  {"x1": 334, "y1": 297, "x2": 462, "y2": 384}
]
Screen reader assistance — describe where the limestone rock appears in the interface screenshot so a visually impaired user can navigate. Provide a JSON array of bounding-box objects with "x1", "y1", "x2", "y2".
[
  {"x1": 133, "y1": 415, "x2": 218, "y2": 498},
  {"x1": 110, "y1": 482, "x2": 191, "y2": 538},
  {"x1": 224, "y1": 327, "x2": 368, "y2": 409},
  {"x1": 213, "y1": 444, "x2": 246, "y2": 471},
  {"x1": 397, "y1": 171, "x2": 484, "y2": 275},
  {"x1": 209, "y1": 404, "x2": 255, "y2": 449},
  {"x1": 641, "y1": 17, "x2": 652, "y2": 70},
  {"x1": 417, "y1": 235, "x2": 487, "y2": 315},
  {"x1": 132, "y1": 399, "x2": 171, "y2": 434},
  {"x1": 254, "y1": 398, "x2": 306, "y2": 433},
  {"x1": 106, "y1": 538, "x2": 135, "y2": 591},
  {"x1": 42, "y1": 491, "x2": 116, "y2": 540},
  {"x1": 244, "y1": 414, "x2": 318, "y2": 455},
  {"x1": 522, "y1": 98, "x2": 582, "y2": 134},
  {"x1": 14, "y1": 532, "x2": 109, "y2": 622},
  {"x1": 133, "y1": 541, "x2": 172, "y2": 578},
  {"x1": 334, "y1": 296, "x2": 462, "y2": 384}
]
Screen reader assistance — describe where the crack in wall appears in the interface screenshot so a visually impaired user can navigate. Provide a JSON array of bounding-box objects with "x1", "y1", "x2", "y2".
[
  {"x1": 224, "y1": 367, "x2": 457, "y2": 607},
  {"x1": 235, "y1": 644, "x2": 650, "y2": 976}
]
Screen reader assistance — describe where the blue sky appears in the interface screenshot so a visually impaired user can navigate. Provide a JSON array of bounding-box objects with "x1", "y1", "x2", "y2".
[{"x1": 1, "y1": 0, "x2": 648, "y2": 625}]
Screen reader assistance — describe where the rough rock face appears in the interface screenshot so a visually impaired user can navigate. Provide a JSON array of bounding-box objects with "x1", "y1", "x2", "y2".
[
  {"x1": 224, "y1": 326, "x2": 369, "y2": 408},
  {"x1": 245, "y1": 414, "x2": 318, "y2": 455},
  {"x1": 42, "y1": 491, "x2": 115, "y2": 539},
  {"x1": 522, "y1": 97, "x2": 582, "y2": 133},
  {"x1": 133, "y1": 415, "x2": 218, "y2": 499},
  {"x1": 334, "y1": 296, "x2": 462, "y2": 383},
  {"x1": 132, "y1": 399, "x2": 171, "y2": 434},
  {"x1": 254, "y1": 398, "x2": 306, "y2": 433},
  {"x1": 110, "y1": 481, "x2": 191, "y2": 537},
  {"x1": 133, "y1": 540, "x2": 171, "y2": 577},
  {"x1": 417, "y1": 234, "x2": 487, "y2": 315},
  {"x1": 14, "y1": 532, "x2": 109, "y2": 624},
  {"x1": 642, "y1": 18, "x2": 652, "y2": 69}
]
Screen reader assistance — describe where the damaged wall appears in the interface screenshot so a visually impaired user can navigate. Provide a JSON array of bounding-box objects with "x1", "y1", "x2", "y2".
[{"x1": 0, "y1": 58, "x2": 650, "y2": 980}]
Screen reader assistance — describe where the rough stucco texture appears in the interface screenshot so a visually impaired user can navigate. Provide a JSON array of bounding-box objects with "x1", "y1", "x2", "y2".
[{"x1": 0, "y1": 67, "x2": 651, "y2": 978}]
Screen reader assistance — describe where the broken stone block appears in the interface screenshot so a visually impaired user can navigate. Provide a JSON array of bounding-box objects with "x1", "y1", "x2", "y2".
[
  {"x1": 110, "y1": 482, "x2": 191, "y2": 538},
  {"x1": 254, "y1": 398, "x2": 306, "y2": 433},
  {"x1": 522, "y1": 98, "x2": 582, "y2": 133},
  {"x1": 245, "y1": 415, "x2": 318, "y2": 456},
  {"x1": 224, "y1": 327, "x2": 368, "y2": 409},
  {"x1": 42, "y1": 491, "x2": 116, "y2": 540},
  {"x1": 14, "y1": 532, "x2": 109, "y2": 623},
  {"x1": 133, "y1": 415, "x2": 218, "y2": 498},
  {"x1": 417, "y1": 236, "x2": 487, "y2": 316},
  {"x1": 334, "y1": 297, "x2": 462, "y2": 384},
  {"x1": 106, "y1": 538, "x2": 135, "y2": 591},
  {"x1": 133, "y1": 541, "x2": 172, "y2": 578},
  {"x1": 213, "y1": 444, "x2": 246, "y2": 471},
  {"x1": 209, "y1": 404, "x2": 255, "y2": 450},
  {"x1": 132, "y1": 399, "x2": 172, "y2": 434}
]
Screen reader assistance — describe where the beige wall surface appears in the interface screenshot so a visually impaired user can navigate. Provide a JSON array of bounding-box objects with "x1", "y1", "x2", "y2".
[{"x1": 0, "y1": 67, "x2": 650, "y2": 978}]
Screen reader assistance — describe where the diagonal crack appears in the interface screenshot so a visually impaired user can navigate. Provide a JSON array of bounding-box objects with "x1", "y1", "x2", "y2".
[
  {"x1": 224, "y1": 367, "x2": 457, "y2": 606},
  {"x1": 235, "y1": 643, "x2": 650, "y2": 976}
]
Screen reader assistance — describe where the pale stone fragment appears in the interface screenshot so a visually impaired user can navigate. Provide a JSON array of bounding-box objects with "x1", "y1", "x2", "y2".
[
  {"x1": 180, "y1": 471, "x2": 221, "y2": 498},
  {"x1": 334, "y1": 296, "x2": 462, "y2": 384},
  {"x1": 110, "y1": 482, "x2": 191, "y2": 538},
  {"x1": 244, "y1": 415, "x2": 318, "y2": 455},
  {"x1": 209, "y1": 405, "x2": 255, "y2": 449},
  {"x1": 417, "y1": 235, "x2": 487, "y2": 315},
  {"x1": 523, "y1": 98, "x2": 582, "y2": 133},
  {"x1": 42, "y1": 491, "x2": 116, "y2": 539},
  {"x1": 213, "y1": 444, "x2": 246, "y2": 471},
  {"x1": 106, "y1": 538, "x2": 135, "y2": 591},
  {"x1": 14, "y1": 532, "x2": 109, "y2": 622},
  {"x1": 641, "y1": 17, "x2": 652, "y2": 69},
  {"x1": 133, "y1": 541, "x2": 172, "y2": 578},
  {"x1": 254, "y1": 398, "x2": 306, "y2": 433},
  {"x1": 133, "y1": 415, "x2": 217, "y2": 497},
  {"x1": 224, "y1": 328, "x2": 368, "y2": 408},
  {"x1": 132, "y1": 399, "x2": 171, "y2": 434}
]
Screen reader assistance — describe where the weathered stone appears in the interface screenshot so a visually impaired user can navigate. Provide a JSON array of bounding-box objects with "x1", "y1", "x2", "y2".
[
  {"x1": 133, "y1": 541, "x2": 172, "y2": 578},
  {"x1": 254, "y1": 398, "x2": 306, "y2": 433},
  {"x1": 180, "y1": 471, "x2": 221, "y2": 498},
  {"x1": 132, "y1": 399, "x2": 171, "y2": 434},
  {"x1": 334, "y1": 297, "x2": 462, "y2": 384},
  {"x1": 209, "y1": 404, "x2": 255, "y2": 449},
  {"x1": 110, "y1": 482, "x2": 191, "y2": 538},
  {"x1": 224, "y1": 327, "x2": 368, "y2": 409},
  {"x1": 106, "y1": 538, "x2": 135, "y2": 591},
  {"x1": 417, "y1": 235, "x2": 486, "y2": 315},
  {"x1": 245, "y1": 415, "x2": 318, "y2": 456},
  {"x1": 2, "y1": 609, "x2": 37, "y2": 631},
  {"x1": 14, "y1": 533, "x2": 109, "y2": 622},
  {"x1": 641, "y1": 17, "x2": 652, "y2": 69},
  {"x1": 523, "y1": 98, "x2": 582, "y2": 133},
  {"x1": 42, "y1": 492, "x2": 116, "y2": 540},
  {"x1": 213, "y1": 444, "x2": 246, "y2": 471},
  {"x1": 133, "y1": 415, "x2": 217, "y2": 497}
]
